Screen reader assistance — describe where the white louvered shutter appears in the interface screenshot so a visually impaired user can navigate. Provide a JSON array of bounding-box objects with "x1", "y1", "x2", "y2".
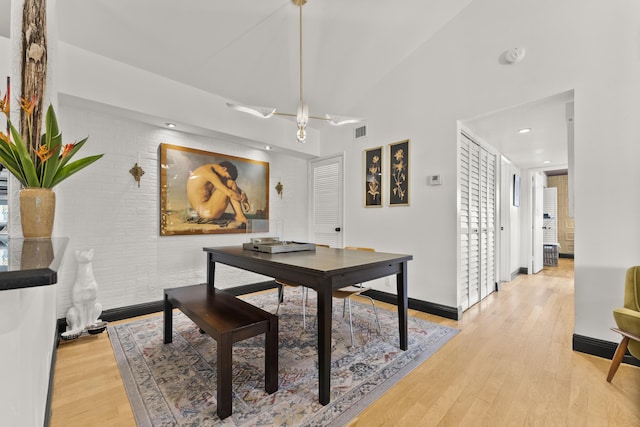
[
  {"x1": 460, "y1": 134, "x2": 497, "y2": 310},
  {"x1": 311, "y1": 156, "x2": 343, "y2": 248}
]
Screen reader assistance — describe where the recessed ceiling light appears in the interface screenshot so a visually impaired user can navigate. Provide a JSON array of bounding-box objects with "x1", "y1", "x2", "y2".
[
  {"x1": 543, "y1": 160, "x2": 551, "y2": 164},
  {"x1": 518, "y1": 128, "x2": 531, "y2": 134},
  {"x1": 165, "y1": 122, "x2": 177, "y2": 128},
  {"x1": 265, "y1": 145, "x2": 272, "y2": 150}
]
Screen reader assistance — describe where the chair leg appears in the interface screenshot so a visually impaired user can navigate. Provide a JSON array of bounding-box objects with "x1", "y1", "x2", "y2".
[
  {"x1": 275, "y1": 284, "x2": 283, "y2": 314},
  {"x1": 347, "y1": 298, "x2": 355, "y2": 347},
  {"x1": 607, "y1": 336, "x2": 630, "y2": 382},
  {"x1": 363, "y1": 295, "x2": 382, "y2": 333}
]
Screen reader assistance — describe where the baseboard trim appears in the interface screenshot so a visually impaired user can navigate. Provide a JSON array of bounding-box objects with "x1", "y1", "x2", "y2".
[
  {"x1": 57, "y1": 280, "x2": 278, "y2": 333},
  {"x1": 573, "y1": 333, "x2": 640, "y2": 367},
  {"x1": 56, "y1": 281, "x2": 460, "y2": 336},
  {"x1": 365, "y1": 289, "x2": 461, "y2": 320}
]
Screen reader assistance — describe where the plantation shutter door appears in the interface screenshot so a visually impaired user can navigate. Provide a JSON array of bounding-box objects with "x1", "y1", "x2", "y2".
[
  {"x1": 468, "y1": 139, "x2": 481, "y2": 307},
  {"x1": 480, "y1": 148, "x2": 496, "y2": 299},
  {"x1": 459, "y1": 137, "x2": 471, "y2": 310},
  {"x1": 459, "y1": 133, "x2": 497, "y2": 311},
  {"x1": 311, "y1": 156, "x2": 344, "y2": 248}
]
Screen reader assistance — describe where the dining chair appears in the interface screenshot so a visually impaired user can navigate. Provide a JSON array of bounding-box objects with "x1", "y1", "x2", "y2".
[
  {"x1": 333, "y1": 246, "x2": 381, "y2": 346},
  {"x1": 275, "y1": 244, "x2": 329, "y2": 328}
]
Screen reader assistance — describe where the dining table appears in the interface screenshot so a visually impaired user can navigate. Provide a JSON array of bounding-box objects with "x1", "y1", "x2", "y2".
[{"x1": 203, "y1": 245, "x2": 413, "y2": 405}]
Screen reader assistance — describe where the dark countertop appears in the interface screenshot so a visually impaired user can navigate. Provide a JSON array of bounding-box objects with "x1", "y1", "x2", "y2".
[{"x1": 0, "y1": 238, "x2": 68, "y2": 291}]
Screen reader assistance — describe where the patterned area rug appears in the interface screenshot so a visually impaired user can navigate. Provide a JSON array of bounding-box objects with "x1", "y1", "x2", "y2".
[{"x1": 109, "y1": 289, "x2": 458, "y2": 426}]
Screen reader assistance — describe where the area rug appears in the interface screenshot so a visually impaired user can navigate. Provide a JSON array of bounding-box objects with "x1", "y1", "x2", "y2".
[{"x1": 109, "y1": 289, "x2": 458, "y2": 426}]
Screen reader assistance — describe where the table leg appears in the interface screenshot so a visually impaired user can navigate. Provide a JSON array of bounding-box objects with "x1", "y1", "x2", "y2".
[
  {"x1": 316, "y1": 285, "x2": 332, "y2": 405},
  {"x1": 265, "y1": 316, "x2": 278, "y2": 394},
  {"x1": 397, "y1": 261, "x2": 408, "y2": 350},
  {"x1": 163, "y1": 291, "x2": 173, "y2": 344},
  {"x1": 207, "y1": 253, "x2": 216, "y2": 288}
]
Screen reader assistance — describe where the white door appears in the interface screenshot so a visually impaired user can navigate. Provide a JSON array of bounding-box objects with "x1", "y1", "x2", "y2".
[
  {"x1": 531, "y1": 172, "x2": 544, "y2": 273},
  {"x1": 310, "y1": 155, "x2": 344, "y2": 247},
  {"x1": 460, "y1": 134, "x2": 497, "y2": 310},
  {"x1": 479, "y1": 148, "x2": 496, "y2": 299}
]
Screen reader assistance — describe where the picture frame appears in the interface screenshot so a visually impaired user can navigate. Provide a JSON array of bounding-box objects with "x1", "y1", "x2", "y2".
[
  {"x1": 513, "y1": 174, "x2": 521, "y2": 207},
  {"x1": 364, "y1": 146, "x2": 383, "y2": 207},
  {"x1": 159, "y1": 143, "x2": 269, "y2": 236},
  {"x1": 388, "y1": 139, "x2": 410, "y2": 206}
]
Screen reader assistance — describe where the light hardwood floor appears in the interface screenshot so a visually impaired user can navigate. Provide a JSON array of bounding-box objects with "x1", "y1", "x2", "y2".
[{"x1": 51, "y1": 259, "x2": 640, "y2": 426}]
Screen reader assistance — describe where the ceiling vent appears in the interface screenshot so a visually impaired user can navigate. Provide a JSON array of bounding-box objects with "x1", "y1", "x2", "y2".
[{"x1": 354, "y1": 125, "x2": 367, "y2": 140}]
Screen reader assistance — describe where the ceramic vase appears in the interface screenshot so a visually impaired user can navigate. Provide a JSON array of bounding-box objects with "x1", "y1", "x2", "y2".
[{"x1": 19, "y1": 188, "x2": 55, "y2": 239}]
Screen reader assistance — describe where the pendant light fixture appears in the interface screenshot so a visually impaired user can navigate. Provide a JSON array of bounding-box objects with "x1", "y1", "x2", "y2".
[{"x1": 227, "y1": 0, "x2": 362, "y2": 143}]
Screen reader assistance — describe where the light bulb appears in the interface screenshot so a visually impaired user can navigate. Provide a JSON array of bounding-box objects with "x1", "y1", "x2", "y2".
[{"x1": 296, "y1": 126, "x2": 306, "y2": 143}]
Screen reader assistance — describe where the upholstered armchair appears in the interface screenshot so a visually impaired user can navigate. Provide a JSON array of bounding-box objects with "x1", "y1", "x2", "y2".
[{"x1": 607, "y1": 266, "x2": 640, "y2": 382}]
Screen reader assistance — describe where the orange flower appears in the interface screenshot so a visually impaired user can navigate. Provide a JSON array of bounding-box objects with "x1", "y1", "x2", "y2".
[
  {"x1": 36, "y1": 144, "x2": 54, "y2": 162},
  {"x1": 19, "y1": 96, "x2": 37, "y2": 116},
  {"x1": 0, "y1": 131, "x2": 9, "y2": 144},
  {"x1": 61, "y1": 143, "x2": 74, "y2": 158},
  {"x1": 0, "y1": 93, "x2": 9, "y2": 115}
]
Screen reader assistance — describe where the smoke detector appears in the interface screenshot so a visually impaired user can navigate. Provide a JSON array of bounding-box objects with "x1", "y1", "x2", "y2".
[{"x1": 505, "y1": 47, "x2": 526, "y2": 64}]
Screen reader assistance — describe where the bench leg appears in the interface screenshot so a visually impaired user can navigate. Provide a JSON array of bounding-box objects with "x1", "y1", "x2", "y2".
[
  {"x1": 265, "y1": 316, "x2": 278, "y2": 394},
  {"x1": 163, "y1": 292, "x2": 173, "y2": 344},
  {"x1": 217, "y1": 333, "x2": 233, "y2": 419}
]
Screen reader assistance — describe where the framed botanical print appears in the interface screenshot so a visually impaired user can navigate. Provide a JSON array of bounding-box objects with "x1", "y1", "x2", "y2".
[
  {"x1": 388, "y1": 139, "x2": 409, "y2": 206},
  {"x1": 364, "y1": 146, "x2": 383, "y2": 207},
  {"x1": 159, "y1": 143, "x2": 269, "y2": 235}
]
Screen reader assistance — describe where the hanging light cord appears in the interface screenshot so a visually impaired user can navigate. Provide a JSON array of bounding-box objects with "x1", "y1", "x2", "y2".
[{"x1": 299, "y1": 1, "x2": 303, "y2": 104}]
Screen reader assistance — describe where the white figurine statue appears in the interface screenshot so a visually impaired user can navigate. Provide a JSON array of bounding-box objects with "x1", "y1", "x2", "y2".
[{"x1": 64, "y1": 249, "x2": 102, "y2": 335}]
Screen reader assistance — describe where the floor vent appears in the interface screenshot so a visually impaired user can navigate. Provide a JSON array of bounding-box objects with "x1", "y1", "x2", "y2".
[{"x1": 354, "y1": 125, "x2": 367, "y2": 140}]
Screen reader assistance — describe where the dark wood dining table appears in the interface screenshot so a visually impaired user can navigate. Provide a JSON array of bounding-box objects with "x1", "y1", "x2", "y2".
[{"x1": 203, "y1": 245, "x2": 413, "y2": 405}]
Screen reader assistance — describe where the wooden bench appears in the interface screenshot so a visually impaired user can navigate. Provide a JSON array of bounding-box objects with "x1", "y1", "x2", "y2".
[{"x1": 163, "y1": 284, "x2": 278, "y2": 420}]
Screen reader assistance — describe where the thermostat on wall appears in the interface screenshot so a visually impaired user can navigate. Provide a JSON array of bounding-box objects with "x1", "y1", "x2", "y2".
[{"x1": 428, "y1": 175, "x2": 442, "y2": 186}]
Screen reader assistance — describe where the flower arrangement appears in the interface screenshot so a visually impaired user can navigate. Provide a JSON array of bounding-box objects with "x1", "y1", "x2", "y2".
[{"x1": 0, "y1": 92, "x2": 103, "y2": 188}]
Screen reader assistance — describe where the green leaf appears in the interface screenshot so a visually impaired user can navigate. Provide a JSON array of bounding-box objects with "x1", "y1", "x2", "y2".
[
  {"x1": 8, "y1": 122, "x2": 39, "y2": 187},
  {"x1": 0, "y1": 141, "x2": 28, "y2": 186},
  {"x1": 49, "y1": 154, "x2": 104, "y2": 188},
  {"x1": 1, "y1": 104, "x2": 103, "y2": 188},
  {"x1": 40, "y1": 119, "x2": 63, "y2": 188}
]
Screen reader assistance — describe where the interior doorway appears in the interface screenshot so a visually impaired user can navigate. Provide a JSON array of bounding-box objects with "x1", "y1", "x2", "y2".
[{"x1": 461, "y1": 90, "x2": 574, "y2": 286}]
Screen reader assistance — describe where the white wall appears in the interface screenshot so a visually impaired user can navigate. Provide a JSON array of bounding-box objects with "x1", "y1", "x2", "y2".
[
  {"x1": 0, "y1": 36, "x2": 8, "y2": 78},
  {"x1": 319, "y1": 0, "x2": 640, "y2": 343},
  {"x1": 53, "y1": 103, "x2": 309, "y2": 318},
  {"x1": 504, "y1": 160, "x2": 521, "y2": 277}
]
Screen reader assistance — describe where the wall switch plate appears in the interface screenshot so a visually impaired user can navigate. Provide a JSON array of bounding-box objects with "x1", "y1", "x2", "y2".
[{"x1": 428, "y1": 175, "x2": 442, "y2": 185}]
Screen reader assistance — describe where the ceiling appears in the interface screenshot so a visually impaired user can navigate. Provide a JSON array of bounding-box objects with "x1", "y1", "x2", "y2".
[
  {"x1": 1, "y1": 0, "x2": 569, "y2": 169},
  {"x1": 463, "y1": 91, "x2": 573, "y2": 170}
]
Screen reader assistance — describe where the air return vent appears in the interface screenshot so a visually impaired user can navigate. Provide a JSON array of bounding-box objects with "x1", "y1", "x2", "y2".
[{"x1": 354, "y1": 125, "x2": 367, "y2": 140}]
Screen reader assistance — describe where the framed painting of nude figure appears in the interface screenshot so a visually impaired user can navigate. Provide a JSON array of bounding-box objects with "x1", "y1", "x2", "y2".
[{"x1": 159, "y1": 143, "x2": 269, "y2": 235}]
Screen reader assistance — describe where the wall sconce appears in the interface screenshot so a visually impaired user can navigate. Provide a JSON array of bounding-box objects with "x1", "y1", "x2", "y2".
[
  {"x1": 275, "y1": 181, "x2": 283, "y2": 198},
  {"x1": 129, "y1": 163, "x2": 145, "y2": 188}
]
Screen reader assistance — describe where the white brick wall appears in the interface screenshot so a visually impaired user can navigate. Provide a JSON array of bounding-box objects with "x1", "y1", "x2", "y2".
[{"x1": 53, "y1": 103, "x2": 309, "y2": 319}]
